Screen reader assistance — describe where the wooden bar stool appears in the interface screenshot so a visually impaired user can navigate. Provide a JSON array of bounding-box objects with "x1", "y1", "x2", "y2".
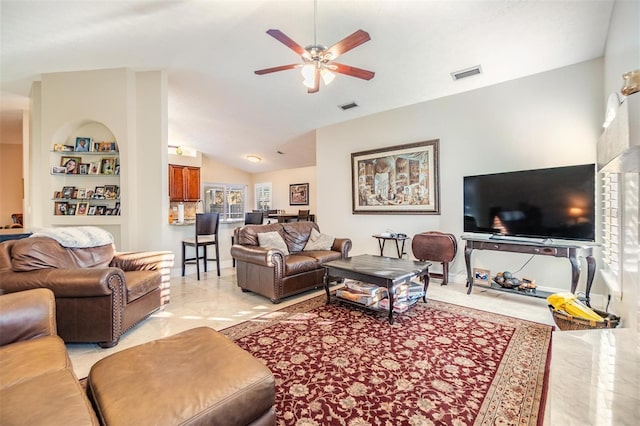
[{"x1": 182, "y1": 212, "x2": 220, "y2": 279}]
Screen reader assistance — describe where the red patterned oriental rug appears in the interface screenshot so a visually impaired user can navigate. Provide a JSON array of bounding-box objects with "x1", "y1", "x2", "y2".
[{"x1": 221, "y1": 296, "x2": 552, "y2": 426}]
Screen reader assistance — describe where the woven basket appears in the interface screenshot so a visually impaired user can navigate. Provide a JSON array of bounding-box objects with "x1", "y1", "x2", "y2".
[{"x1": 548, "y1": 305, "x2": 620, "y2": 331}]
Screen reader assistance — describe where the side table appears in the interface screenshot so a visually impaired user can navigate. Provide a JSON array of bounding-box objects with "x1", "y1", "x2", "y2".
[{"x1": 372, "y1": 234, "x2": 410, "y2": 258}]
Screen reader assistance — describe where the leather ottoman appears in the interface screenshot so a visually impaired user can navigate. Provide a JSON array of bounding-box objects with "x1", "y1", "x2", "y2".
[{"x1": 86, "y1": 327, "x2": 276, "y2": 426}]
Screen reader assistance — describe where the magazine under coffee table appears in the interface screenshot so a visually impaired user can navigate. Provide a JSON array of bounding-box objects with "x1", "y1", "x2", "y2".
[{"x1": 323, "y1": 254, "x2": 431, "y2": 324}]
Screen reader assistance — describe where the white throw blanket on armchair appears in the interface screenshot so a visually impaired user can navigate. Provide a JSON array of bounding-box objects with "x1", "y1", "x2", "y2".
[{"x1": 30, "y1": 226, "x2": 114, "y2": 248}]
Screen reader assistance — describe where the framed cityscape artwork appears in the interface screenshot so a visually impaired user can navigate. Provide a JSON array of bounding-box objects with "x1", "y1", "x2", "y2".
[{"x1": 351, "y1": 140, "x2": 440, "y2": 214}]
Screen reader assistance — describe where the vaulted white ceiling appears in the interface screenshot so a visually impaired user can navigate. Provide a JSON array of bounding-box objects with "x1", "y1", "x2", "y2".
[{"x1": 1, "y1": 0, "x2": 614, "y2": 172}]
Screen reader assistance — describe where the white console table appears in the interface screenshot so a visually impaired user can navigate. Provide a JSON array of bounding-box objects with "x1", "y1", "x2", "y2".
[{"x1": 462, "y1": 235, "x2": 597, "y2": 305}]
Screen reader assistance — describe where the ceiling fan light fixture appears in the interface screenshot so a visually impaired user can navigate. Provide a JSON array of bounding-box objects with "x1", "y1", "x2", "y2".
[
  {"x1": 321, "y1": 68, "x2": 335, "y2": 85},
  {"x1": 301, "y1": 64, "x2": 316, "y2": 88}
]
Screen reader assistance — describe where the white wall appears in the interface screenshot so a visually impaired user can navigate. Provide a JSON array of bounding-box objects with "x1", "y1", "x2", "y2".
[
  {"x1": 0, "y1": 144, "x2": 23, "y2": 226},
  {"x1": 252, "y1": 166, "x2": 317, "y2": 215},
  {"x1": 31, "y1": 68, "x2": 170, "y2": 253},
  {"x1": 317, "y1": 59, "x2": 604, "y2": 295}
]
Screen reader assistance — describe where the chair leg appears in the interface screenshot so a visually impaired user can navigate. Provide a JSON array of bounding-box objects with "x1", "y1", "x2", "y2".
[
  {"x1": 442, "y1": 262, "x2": 449, "y2": 286},
  {"x1": 215, "y1": 242, "x2": 220, "y2": 276},
  {"x1": 181, "y1": 243, "x2": 186, "y2": 276},
  {"x1": 196, "y1": 245, "x2": 201, "y2": 281},
  {"x1": 203, "y1": 246, "x2": 208, "y2": 272}
]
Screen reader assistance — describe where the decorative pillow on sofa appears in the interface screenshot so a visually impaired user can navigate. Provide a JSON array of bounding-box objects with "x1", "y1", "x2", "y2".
[
  {"x1": 303, "y1": 228, "x2": 335, "y2": 251},
  {"x1": 257, "y1": 232, "x2": 290, "y2": 255}
]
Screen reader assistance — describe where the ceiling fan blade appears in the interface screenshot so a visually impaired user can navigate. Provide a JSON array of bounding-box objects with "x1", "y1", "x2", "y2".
[
  {"x1": 266, "y1": 29, "x2": 307, "y2": 56},
  {"x1": 324, "y1": 29, "x2": 371, "y2": 60},
  {"x1": 307, "y1": 69, "x2": 320, "y2": 94},
  {"x1": 255, "y1": 64, "x2": 301, "y2": 75},
  {"x1": 331, "y1": 63, "x2": 375, "y2": 80}
]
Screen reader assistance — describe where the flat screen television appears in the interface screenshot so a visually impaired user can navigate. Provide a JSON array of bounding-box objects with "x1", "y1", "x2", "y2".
[{"x1": 463, "y1": 164, "x2": 595, "y2": 242}]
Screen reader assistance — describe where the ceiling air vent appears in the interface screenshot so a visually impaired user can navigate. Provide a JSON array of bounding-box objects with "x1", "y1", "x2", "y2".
[
  {"x1": 339, "y1": 102, "x2": 358, "y2": 111},
  {"x1": 451, "y1": 65, "x2": 482, "y2": 81}
]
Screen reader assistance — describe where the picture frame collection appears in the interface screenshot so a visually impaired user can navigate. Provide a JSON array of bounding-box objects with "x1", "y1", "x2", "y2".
[
  {"x1": 54, "y1": 201, "x2": 120, "y2": 216},
  {"x1": 52, "y1": 156, "x2": 119, "y2": 176},
  {"x1": 53, "y1": 185, "x2": 120, "y2": 216},
  {"x1": 53, "y1": 138, "x2": 118, "y2": 154}
]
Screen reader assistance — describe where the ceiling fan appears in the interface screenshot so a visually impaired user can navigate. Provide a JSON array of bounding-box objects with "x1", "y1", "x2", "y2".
[{"x1": 254, "y1": 4, "x2": 375, "y2": 93}]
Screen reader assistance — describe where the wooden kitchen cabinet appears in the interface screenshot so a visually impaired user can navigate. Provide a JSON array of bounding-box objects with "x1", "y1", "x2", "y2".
[{"x1": 169, "y1": 164, "x2": 201, "y2": 201}]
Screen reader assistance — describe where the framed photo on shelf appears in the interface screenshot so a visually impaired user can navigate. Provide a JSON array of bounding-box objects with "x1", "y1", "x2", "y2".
[
  {"x1": 87, "y1": 206, "x2": 96, "y2": 216},
  {"x1": 77, "y1": 188, "x2": 87, "y2": 199},
  {"x1": 88, "y1": 162, "x2": 100, "y2": 175},
  {"x1": 473, "y1": 268, "x2": 490, "y2": 285},
  {"x1": 78, "y1": 163, "x2": 89, "y2": 175},
  {"x1": 60, "y1": 156, "x2": 81, "y2": 174},
  {"x1": 95, "y1": 205, "x2": 107, "y2": 216},
  {"x1": 54, "y1": 202, "x2": 68, "y2": 216},
  {"x1": 98, "y1": 142, "x2": 117, "y2": 152},
  {"x1": 114, "y1": 202, "x2": 121, "y2": 216},
  {"x1": 51, "y1": 165, "x2": 66, "y2": 175},
  {"x1": 76, "y1": 202, "x2": 89, "y2": 215},
  {"x1": 74, "y1": 137, "x2": 91, "y2": 152},
  {"x1": 94, "y1": 186, "x2": 105, "y2": 198},
  {"x1": 289, "y1": 183, "x2": 309, "y2": 206},
  {"x1": 67, "y1": 204, "x2": 77, "y2": 215},
  {"x1": 61, "y1": 186, "x2": 75, "y2": 199},
  {"x1": 100, "y1": 157, "x2": 117, "y2": 175},
  {"x1": 351, "y1": 139, "x2": 440, "y2": 215},
  {"x1": 104, "y1": 185, "x2": 118, "y2": 199}
]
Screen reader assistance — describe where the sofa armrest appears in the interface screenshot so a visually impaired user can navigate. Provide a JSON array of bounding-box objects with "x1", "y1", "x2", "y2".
[
  {"x1": 332, "y1": 238, "x2": 353, "y2": 258},
  {"x1": 111, "y1": 251, "x2": 174, "y2": 305},
  {"x1": 111, "y1": 251, "x2": 175, "y2": 271},
  {"x1": 230, "y1": 245, "x2": 286, "y2": 268},
  {"x1": 0, "y1": 288, "x2": 57, "y2": 346},
  {"x1": 0, "y1": 268, "x2": 126, "y2": 298}
]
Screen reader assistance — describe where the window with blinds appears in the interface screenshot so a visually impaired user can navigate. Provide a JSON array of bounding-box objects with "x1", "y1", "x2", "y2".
[
  {"x1": 255, "y1": 182, "x2": 272, "y2": 211},
  {"x1": 203, "y1": 184, "x2": 246, "y2": 221},
  {"x1": 601, "y1": 172, "x2": 621, "y2": 276}
]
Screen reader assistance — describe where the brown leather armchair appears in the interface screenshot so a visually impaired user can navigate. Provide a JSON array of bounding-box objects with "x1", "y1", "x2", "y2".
[
  {"x1": 0, "y1": 288, "x2": 100, "y2": 425},
  {"x1": 0, "y1": 237, "x2": 174, "y2": 348}
]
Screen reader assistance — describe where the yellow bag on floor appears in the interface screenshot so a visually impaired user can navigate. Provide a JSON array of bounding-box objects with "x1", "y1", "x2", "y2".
[{"x1": 547, "y1": 292, "x2": 603, "y2": 322}]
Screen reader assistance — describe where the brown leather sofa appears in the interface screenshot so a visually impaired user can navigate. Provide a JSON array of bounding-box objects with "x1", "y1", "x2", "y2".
[
  {"x1": 231, "y1": 221, "x2": 352, "y2": 303},
  {"x1": 0, "y1": 236, "x2": 174, "y2": 347},
  {"x1": 0, "y1": 288, "x2": 276, "y2": 426}
]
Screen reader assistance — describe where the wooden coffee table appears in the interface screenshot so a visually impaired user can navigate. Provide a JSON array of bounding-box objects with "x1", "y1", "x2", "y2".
[{"x1": 323, "y1": 254, "x2": 431, "y2": 324}]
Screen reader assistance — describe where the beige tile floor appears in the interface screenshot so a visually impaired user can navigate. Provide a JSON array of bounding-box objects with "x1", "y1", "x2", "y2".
[{"x1": 66, "y1": 268, "x2": 639, "y2": 425}]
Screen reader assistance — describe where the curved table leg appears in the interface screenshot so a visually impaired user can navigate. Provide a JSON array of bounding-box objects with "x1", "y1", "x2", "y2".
[
  {"x1": 323, "y1": 269, "x2": 331, "y2": 303},
  {"x1": 465, "y1": 244, "x2": 473, "y2": 294},
  {"x1": 585, "y1": 255, "x2": 596, "y2": 307},
  {"x1": 569, "y1": 254, "x2": 581, "y2": 295}
]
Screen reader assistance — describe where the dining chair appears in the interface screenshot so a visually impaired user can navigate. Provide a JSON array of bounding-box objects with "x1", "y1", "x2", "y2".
[
  {"x1": 232, "y1": 211, "x2": 264, "y2": 267},
  {"x1": 182, "y1": 212, "x2": 220, "y2": 280},
  {"x1": 297, "y1": 210, "x2": 310, "y2": 221},
  {"x1": 244, "y1": 211, "x2": 264, "y2": 225}
]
